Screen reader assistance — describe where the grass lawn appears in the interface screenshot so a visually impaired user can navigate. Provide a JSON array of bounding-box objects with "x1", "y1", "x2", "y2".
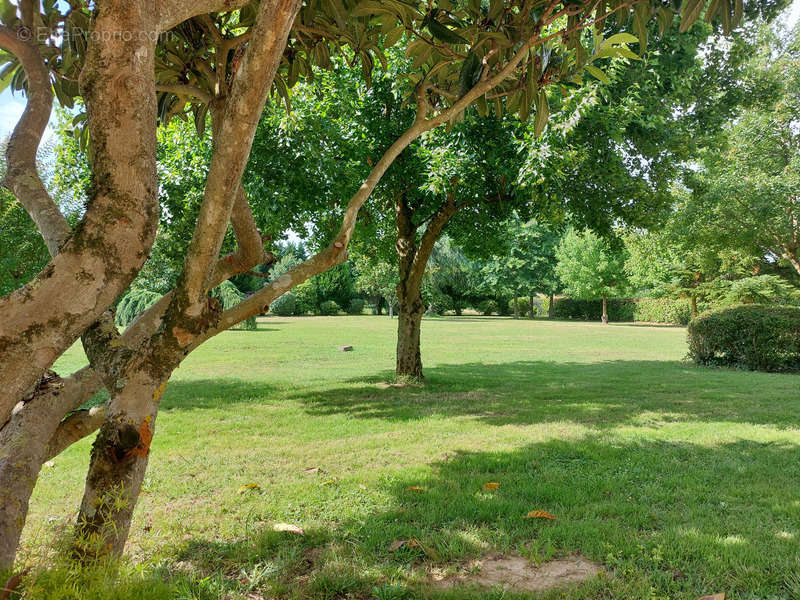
[{"x1": 19, "y1": 316, "x2": 800, "y2": 599}]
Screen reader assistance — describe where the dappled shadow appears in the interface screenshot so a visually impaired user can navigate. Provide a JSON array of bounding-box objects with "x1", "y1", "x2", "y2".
[
  {"x1": 295, "y1": 360, "x2": 800, "y2": 430},
  {"x1": 159, "y1": 378, "x2": 282, "y2": 410},
  {"x1": 159, "y1": 437, "x2": 800, "y2": 599}
]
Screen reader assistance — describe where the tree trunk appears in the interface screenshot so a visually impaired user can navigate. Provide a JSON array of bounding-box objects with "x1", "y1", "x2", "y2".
[
  {"x1": 396, "y1": 293, "x2": 424, "y2": 379},
  {"x1": 691, "y1": 294, "x2": 698, "y2": 319},
  {"x1": 529, "y1": 294, "x2": 535, "y2": 319},
  {"x1": 601, "y1": 296, "x2": 609, "y2": 324},
  {"x1": 73, "y1": 369, "x2": 166, "y2": 562},
  {"x1": 513, "y1": 296, "x2": 519, "y2": 319},
  {"x1": 548, "y1": 293, "x2": 555, "y2": 319},
  {"x1": 0, "y1": 368, "x2": 98, "y2": 569}
]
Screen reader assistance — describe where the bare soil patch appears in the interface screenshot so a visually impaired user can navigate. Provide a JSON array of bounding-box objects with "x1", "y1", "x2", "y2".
[{"x1": 430, "y1": 553, "x2": 602, "y2": 592}]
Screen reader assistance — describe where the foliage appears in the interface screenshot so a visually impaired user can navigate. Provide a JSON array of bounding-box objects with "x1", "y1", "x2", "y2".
[
  {"x1": 477, "y1": 299, "x2": 499, "y2": 315},
  {"x1": 347, "y1": 298, "x2": 366, "y2": 315},
  {"x1": 684, "y1": 25, "x2": 800, "y2": 276},
  {"x1": 713, "y1": 275, "x2": 800, "y2": 306},
  {"x1": 633, "y1": 297, "x2": 695, "y2": 325},
  {"x1": 0, "y1": 193, "x2": 49, "y2": 297},
  {"x1": 482, "y1": 219, "x2": 560, "y2": 302},
  {"x1": 292, "y1": 281, "x2": 319, "y2": 315},
  {"x1": 312, "y1": 263, "x2": 357, "y2": 311},
  {"x1": 319, "y1": 300, "x2": 341, "y2": 316},
  {"x1": 115, "y1": 289, "x2": 163, "y2": 328},
  {"x1": 116, "y1": 280, "x2": 256, "y2": 330},
  {"x1": 552, "y1": 297, "x2": 636, "y2": 321},
  {"x1": 269, "y1": 292, "x2": 297, "y2": 317},
  {"x1": 688, "y1": 304, "x2": 800, "y2": 371},
  {"x1": 555, "y1": 229, "x2": 628, "y2": 302}
]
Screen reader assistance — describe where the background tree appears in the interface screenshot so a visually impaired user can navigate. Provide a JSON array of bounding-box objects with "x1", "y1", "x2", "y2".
[
  {"x1": 483, "y1": 218, "x2": 561, "y2": 318},
  {"x1": 555, "y1": 228, "x2": 629, "y2": 323},
  {"x1": 684, "y1": 25, "x2": 800, "y2": 277}
]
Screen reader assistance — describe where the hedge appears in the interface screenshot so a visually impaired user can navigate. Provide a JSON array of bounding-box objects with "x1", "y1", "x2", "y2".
[
  {"x1": 551, "y1": 298, "x2": 636, "y2": 321},
  {"x1": 687, "y1": 304, "x2": 800, "y2": 372},
  {"x1": 319, "y1": 300, "x2": 341, "y2": 315},
  {"x1": 347, "y1": 298, "x2": 366, "y2": 315}
]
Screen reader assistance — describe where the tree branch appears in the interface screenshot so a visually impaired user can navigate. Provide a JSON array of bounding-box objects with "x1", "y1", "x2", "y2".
[
  {"x1": 44, "y1": 404, "x2": 108, "y2": 462},
  {"x1": 0, "y1": 25, "x2": 70, "y2": 255}
]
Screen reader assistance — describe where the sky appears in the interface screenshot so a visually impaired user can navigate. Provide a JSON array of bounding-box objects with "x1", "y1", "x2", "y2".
[{"x1": 1, "y1": 0, "x2": 800, "y2": 139}]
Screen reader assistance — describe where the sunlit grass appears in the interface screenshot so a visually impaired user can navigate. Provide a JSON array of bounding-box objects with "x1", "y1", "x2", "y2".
[{"x1": 18, "y1": 316, "x2": 800, "y2": 599}]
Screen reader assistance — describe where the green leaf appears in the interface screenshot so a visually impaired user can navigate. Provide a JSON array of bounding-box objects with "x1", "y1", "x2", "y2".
[
  {"x1": 585, "y1": 64, "x2": 610, "y2": 84},
  {"x1": 602, "y1": 33, "x2": 639, "y2": 45},
  {"x1": 457, "y1": 51, "x2": 480, "y2": 99},
  {"x1": 424, "y1": 16, "x2": 469, "y2": 45},
  {"x1": 533, "y1": 89, "x2": 549, "y2": 136}
]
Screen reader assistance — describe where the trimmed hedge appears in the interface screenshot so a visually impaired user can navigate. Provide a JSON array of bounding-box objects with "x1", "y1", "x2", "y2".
[
  {"x1": 552, "y1": 298, "x2": 636, "y2": 321},
  {"x1": 634, "y1": 297, "x2": 695, "y2": 325},
  {"x1": 687, "y1": 304, "x2": 800, "y2": 372}
]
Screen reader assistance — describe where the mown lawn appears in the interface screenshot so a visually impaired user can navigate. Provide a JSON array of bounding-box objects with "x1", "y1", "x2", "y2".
[{"x1": 20, "y1": 316, "x2": 800, "y2": 599}]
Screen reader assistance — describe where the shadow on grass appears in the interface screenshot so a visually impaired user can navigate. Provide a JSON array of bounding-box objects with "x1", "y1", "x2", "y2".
[
  {"x1": 161, "y1": 437, "x2": 800, "y2": 600},
  {"x1": 160, "y1": 359, "x2": 800, "y2": 428},
  {"x1": 296, "y1": 360, "x2": 800, "y2": 430}
]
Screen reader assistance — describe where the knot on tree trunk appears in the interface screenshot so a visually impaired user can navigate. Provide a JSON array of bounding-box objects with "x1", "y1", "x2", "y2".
[{"x1": 21, "y1": 369, "x2": 63, "y2": 404}]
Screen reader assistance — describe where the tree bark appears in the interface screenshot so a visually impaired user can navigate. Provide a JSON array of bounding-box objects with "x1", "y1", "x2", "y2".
[
  {"x1": 529, "y1": 294, "x2": 535, "y2": 319},
  {"x1": 548, "y1": 293, "x2": 555, "y2": 319},
  {"x1": 0, "y1": 2, "x2": 160, "y2": 423},
  {"x1": 513, "y1": 296, "x2": 519, "y2": 319},
  {"x1": 0, "y1": 367, "x2": 98, "y2": 570},
  {"x1": 393, "y1": 194, "x2": 456, "y2": 379},
  {"x1": 73, "y1": 369, "x2": 166, "y2": 562},
  {"x1": 601, "y1": 296, "x2": 609, "y2": 324},
  {"x1": 396, "y1": 293, "x2": 425, "y2": 379}
]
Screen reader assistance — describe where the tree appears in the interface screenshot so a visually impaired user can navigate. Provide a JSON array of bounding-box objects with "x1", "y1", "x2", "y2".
[
  {"x1": 483, "y1": 218, "x2": 561, "y2": 318},
  {"x1": 685, "y1": 25, "x2": 800, "y2": 276},
  {"x1": 354, "y1": 255, "x2": 398, "y2": 316},
  {"x1": 0, "y1": 0, "x2": 753, "y2": 568},
  {"x1": 555, "y1": 228, "x2": 628, "y2": 323}
]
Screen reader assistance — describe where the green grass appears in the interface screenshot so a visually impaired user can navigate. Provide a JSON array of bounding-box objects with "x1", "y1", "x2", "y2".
[{"x1": 18, "y1": 316, "x2": 800, "y2": 599}]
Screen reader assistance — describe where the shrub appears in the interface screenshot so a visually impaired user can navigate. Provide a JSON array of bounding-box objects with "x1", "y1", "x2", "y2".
[
  {"x1": 508, "y1": 297, "x2": 532, "y2": 317},
  {"x1": 552, "y1": 298, "x2": 636, "y2": 321},
  {"x1": 319, "y1": 300, "x2": 341, "y2": 315},
  {"x1": 477, "y1": 299, "x2": 498, "y2": 315},
  {"x1": 687, "y1": 304, "x2": 800, "y2": 372},
  {"x1": 634, "y1": 297, "x2": 694, "y2": 325},
  {"x1": 270, "y1": 292, "x2": 296, "y2": 316},
  {"x1": 293, "y1": 281, "x2": 317, "y2": 315},
  {"x1": 347, "y1": 298, "x2": 366, "y2": 315}
]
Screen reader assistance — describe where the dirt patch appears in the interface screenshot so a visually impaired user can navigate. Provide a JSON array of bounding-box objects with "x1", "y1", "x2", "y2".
[{"x1": 431, "y1": 553, "x2": 602, "y2": 592}]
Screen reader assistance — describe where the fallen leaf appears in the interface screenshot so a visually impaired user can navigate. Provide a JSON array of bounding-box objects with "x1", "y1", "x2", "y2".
[
  {"x1": 482, "y1": 482, "x2": 500, "y2": 492},
  {"x1": 238, "y1": 483, "x2": 261, "y2": 493},
  {"x1": 273, "y1": 523, "x2": 304, "y2": 536},
  {"x1": 407, "y1": 486, "x2": 423, "y2": 491},
  {"x1": 302, "y1": 466, "x2": 319, "y2": 474},
  {"x1": 389, "y1": 539, "x2": 408, "y2": 551},
  {"x1": 698, "y1": 595, "x2": 725, "y2": 600},
  {"x1": 44, "y1": 460, "x2": 55, "y2": 468},
  {"x1": 524, "y1": 510, "x2": 557, "y2": 520}
]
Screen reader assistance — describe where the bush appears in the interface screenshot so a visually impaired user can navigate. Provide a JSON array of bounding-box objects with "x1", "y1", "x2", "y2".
[
  {"x1": 293, "y1": 281, "x2": 317, "y2": 315},
  {"x1": 347, "y1": 298, "x2": 366, "y2": 315},
  {"x1": 508, "y1": 297, "x2": 533, "y2": 317},
  {"x1": 319, "y1": 300, "x2": 341, "y2": 315},
  {"x1": 687, "y1": 304, "x2": 800, "y2": 372},
  {"x1": 477, "y1": 299, "x2": 498, "y2": 315},
  {"x1": 634, "y1": 297, "x2": 694, "y2": 325},
  {"x1": 552, "y1": 298, "x2": 636, "y2": 321},
  {"x1": 270, "y1": 292, "x2": 296, "y2": 316}
]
